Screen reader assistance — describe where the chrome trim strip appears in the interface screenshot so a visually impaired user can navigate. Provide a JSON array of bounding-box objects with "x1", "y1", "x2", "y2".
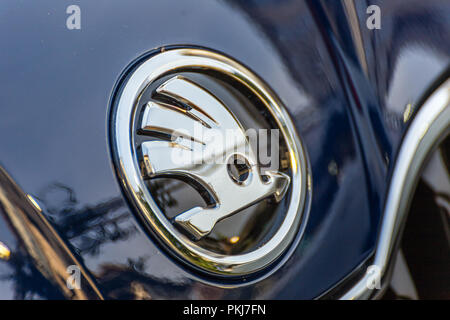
[
  {"x1": 341, "y1": 79, "x2": 450, "y2": 299},
  {"x1": 110, "y1": 48, "x2": 310, "y2": 276}
]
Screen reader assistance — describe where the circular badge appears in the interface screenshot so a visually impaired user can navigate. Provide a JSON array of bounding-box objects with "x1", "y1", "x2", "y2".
[{"x1": 110, "y1": 47, "x2": 310, "y2": 278}]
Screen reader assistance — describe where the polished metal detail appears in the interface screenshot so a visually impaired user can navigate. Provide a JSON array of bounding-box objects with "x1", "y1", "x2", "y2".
[
  {"x1": 110, "y1": 48, "x2": 309, "y2": 276},
  {"x1": 341, "y1": 79, "x2": 450, "y2": 299},
  {"x1": 0, "y1": 241, "x2": 10, "y2": 261},
  {"x1": 139, "y1": 75, "x2": 290, "y2": 239}
]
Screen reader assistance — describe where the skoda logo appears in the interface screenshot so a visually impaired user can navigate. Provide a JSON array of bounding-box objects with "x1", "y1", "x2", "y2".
[{"x1": 110, "y1": 47, "x2": 310, "y2": 278}]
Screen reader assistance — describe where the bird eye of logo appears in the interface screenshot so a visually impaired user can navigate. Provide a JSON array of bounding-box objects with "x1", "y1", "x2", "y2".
[
  {"x1": 138, "y1": 75, "x2": 290, "y2": 240},
  {"x1": 111, "y1": 48, "x2": 309, "y2": 277}
]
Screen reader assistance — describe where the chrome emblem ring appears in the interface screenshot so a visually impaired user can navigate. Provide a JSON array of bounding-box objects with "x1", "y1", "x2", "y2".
[{"x1": 110, "y1": 47, "x2": 310, "y2": 277}]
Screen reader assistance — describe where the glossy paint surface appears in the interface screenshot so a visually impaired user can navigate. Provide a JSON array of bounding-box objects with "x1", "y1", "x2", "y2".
[{"x1": 0, "y1": 0, "x2": 448, "y2": 299}]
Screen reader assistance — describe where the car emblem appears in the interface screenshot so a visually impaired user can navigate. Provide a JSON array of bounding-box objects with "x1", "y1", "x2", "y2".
[
  {"x1": 140, "y1": 75, "x2": 290, "y2": 240},
  {"x1": 110, "y1": 47, "x2": 310, "y2": 277}
]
